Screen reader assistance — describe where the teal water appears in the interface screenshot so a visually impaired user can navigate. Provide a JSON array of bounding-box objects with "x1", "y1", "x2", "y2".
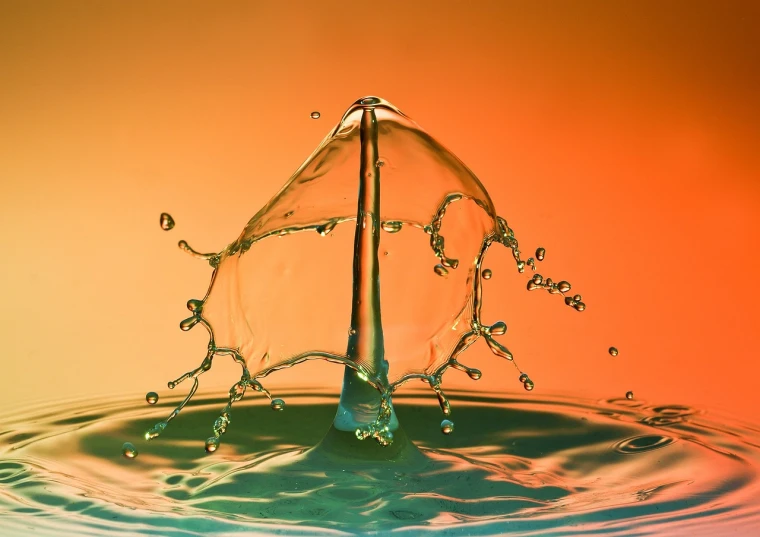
[{"x1": 1, "y1": 390, "x2": 759, "y2": 536}]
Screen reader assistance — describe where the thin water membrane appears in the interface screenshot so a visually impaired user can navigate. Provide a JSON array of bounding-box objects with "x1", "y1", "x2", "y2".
[{"x1": 147, "y1": 97, "x2": 585, "y2": 449}]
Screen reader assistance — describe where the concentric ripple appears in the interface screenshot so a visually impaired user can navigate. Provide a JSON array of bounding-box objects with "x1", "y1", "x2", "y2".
[{"x1": 1, "y1": 390, "x2": 759, "y2": 536}]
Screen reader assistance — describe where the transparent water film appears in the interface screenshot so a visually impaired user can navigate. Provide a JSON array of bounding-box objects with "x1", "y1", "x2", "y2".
[{"x1": 145, "y1": 97, "x2": 584, "y2": 450}]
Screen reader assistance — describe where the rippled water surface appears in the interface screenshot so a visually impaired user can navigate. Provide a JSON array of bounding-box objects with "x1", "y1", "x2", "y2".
[{"x1": 2, "y1": 390, "x2": 759, "y2": 536}]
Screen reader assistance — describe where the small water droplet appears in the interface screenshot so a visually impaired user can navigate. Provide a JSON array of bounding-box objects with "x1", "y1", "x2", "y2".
[
  {"x1": 316, "y1": 221, "x2": 337, "y2": 236},
  {"x1": 557, "y1": 281, "x2": 571, "y2": 293},
  {"x1": 532, "y1": 274, "x2": 543, "y2": 285},
  {"x1": 482, "y1": 268, "x2": 492, "y2": 280},
  {"x1": 441, "y1": 419, "x2": 454, "y2": 435},
  {"x1": 573, "y1": 294, "x2": 582, "y2": 302},
  {"x1": 284, "y1": 210, "x2": 294, "y2": 218},
  {"x1": 271, "y1": 398, "x2": 285, "y2": 411},
  {"x1": 122, "y1": 442, "x2": 138, "y2": 459},
  {"x1": 376, "y1": 158, "x2": 386, "y2": 167},
  {"x1": 518, "y1": 373, "x2": 529, "y2": 383},
  {"x1": 186, "y1": 299, "x2": 203, "y2": 312},
  {"x1": 180, "y1": 316, "x2": 200, "y2": 331},
  {"x1": 349, "y1": 328, "x2": 356, "y2": 335},
  {"x1": 626, "y1": 391, "x2": 634, "y2": 400},
  {"x1": 205, "y1": 437, "x2": 220, "y2": 453},
  {"x1": 310, "y1": 111, "x2": 320, "y2": 119},
  {"x1": 536, "y1": 247, "x2": 546, "y2": 261},
  {"x1": 145, "y1": 392, "x2": 159, "y2": 405},
  {"x1": 434, "y1": 264, "x2": 449, "y2": 277},
  {"x1": 524, "y1": 379, "x2": 535, "y2": 391},
  {"x1": 381, "y1": 221, "x2": 402, "y2": 233},
  {"x1": 490, "y1": 321, "x2": 507, "y2": 335},
  {"x1": 467, "y1": 368, "x2": 482, "y2": 380},
  {"x1": 159, "y1": 213, "x2": 175, "y2": 231},
  {"x1": 609, "y1": 347, "x2": 619, "y2": 357},
  {"x1": 574, "y1": 302, "x2": 586, "y2": 311}
]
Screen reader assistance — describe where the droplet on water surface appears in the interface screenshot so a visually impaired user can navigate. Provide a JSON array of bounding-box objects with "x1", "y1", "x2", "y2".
[
  {"x1": 159, "y1": 213, "x2": 175, "y2": 231},
  {"x1": 441, "y1": 419, "x2": 455, "y2": 435},
  {"x1": 145, "y1": 392, "x2": 158, "y2": 405},
  {"x1": 482, "y1": 268, "x2": 492, "y2": 280},
  {"x1": 310, "y1": 111, "x2": 320, "y2": 119},
  {"x1": 121, "y1": 442, "x2": 138, "y2": 459},
  {"x1": 609, "y1": 347, "x2": 619, "y2": 357}
]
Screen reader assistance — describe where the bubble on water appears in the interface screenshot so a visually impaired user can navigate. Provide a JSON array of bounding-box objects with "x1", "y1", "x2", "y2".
[
  {"x1": 121, "y1": 442, "x2": 138, "y2": 459},
  {"x1": 482, "y1": 268, "x2": 492, "y2": 280},
  {"x1": 205, "y1": 437, "x2": 220, "y2": 453},
  {"x1": 536, "y1": 247, "x2": 545, "y2": 261},
  {"x1": 271, "y1": 399, "x2": 285, "y2": 411},
  {"x1": 441, "y1": 419, "x2": 454, "y2": 435},
  {"x1": 557, "y1": 281, "x2": 571, "y2": 293},
  {"x1": 159, "y1": 213, "x2": 175, "y2": 231},
  {"x1": 434, "y1": 264, "x2": 449, "y2": 277},
  {"x1": 626, "y1": 391, "x2": 634, "y2": 400},
  {"x1": 145, "y1": 392, "x2": 159, "y2": 405},
  {"x1": 609, "y1": 347, "x2": 619, "y2": 357},
  {"x1": 310, "y1": 111, "x2": 320, "y2": 119}
]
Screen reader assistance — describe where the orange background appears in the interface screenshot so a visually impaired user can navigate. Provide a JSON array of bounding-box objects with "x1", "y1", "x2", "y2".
[{"x1": 1, "y1": 1, "x2": 759, "y2": 422}]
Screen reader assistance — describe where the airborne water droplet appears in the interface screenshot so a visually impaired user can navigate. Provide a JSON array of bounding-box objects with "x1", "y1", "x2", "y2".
[
  {"x1": 441, "y1": 419, "x2": 454, "y2": 435},
  {"x1": 121, "y1": 442, "x2": 138, "y2": 459},
  {"x1": 489, "y1": 321, "x2": 507, "y2": 335},
  {"x1": 518, "y1": 373, "x2": 529, "y2": 383},
  {"x1": 145, "y1": 392, "x2": 159, "y2": 405},
  {"x1": 381, "y1": 221, "x2": 402, "y2": 233},
  {"x1": 482, "y1": 268, "x2": 492, "y2": 280},
  {"x1": 609, "y1": 347, "x2": 619, "y2": 357},
  {"x1": 434, "y1": 264, "x2": 449, "y2": 277},
  {"x1": 524, "y1": 379, "x2": 535, "y2": 391},
  {"x1": 557, "y1": 281, "x2": 571, "y2": 293},
  {"x1": 626, "y1": 391, "x2": 634, "y2": 400},
  {"x1": 159, "y1": 213, "x2": 175, "y2": 231},
  {"x1": 205, "y1": 437, "x2": 220, "y2": 453},
  {"x1": 271, "y1": 399, "x2": 285, "y2": 411},
  {"x1": 574, "y1": 302, "x2": 586, "y2": 311},
  {"x1": 536, "y1": 247, "x2": 546, "y2": 261},
  {"x1": 310, "y1": 111, "x2": 320, "y2": 119},
  {"x1": 186, "y1": 299, "x2": 203, "y2": 312}
]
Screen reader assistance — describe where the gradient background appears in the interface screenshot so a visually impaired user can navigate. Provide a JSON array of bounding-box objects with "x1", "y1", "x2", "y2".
[{"x1": 1, "y1": 1, "x2": 759, "y2": 423}]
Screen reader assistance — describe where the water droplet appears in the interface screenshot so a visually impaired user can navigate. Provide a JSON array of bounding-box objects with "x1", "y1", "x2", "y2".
[
  {"x1": 557, "y1": 281, "x2": 571, "y2": 293},
  {"x1": 376, "y1": 158, "x2": 386, "y2": 167},
  {"x1": 574, "y1": 302, "x2": 586, "y2": 312},
  {"x1": 524, "y1": 379, "x2": 535, "y2": 391},
  {"x1": 434, "y1": 264, "x2": 449, "y2": 277},
  {"x1": 145, "y1": 422, "x2": 166, "y2": 441},
  {"x1": 284, "y1": 210, "x2": 294, "y2": 218},
  {"x1": 626, "y1": 391, "x2": 634, "y2": 400},
  {"x1": 573, "y1": 294, "x2": 582, "y2": 302},
  {"x1": 310, "y1": 111, "x2": 320, "y2": 119},
  {"x1": 381, "y1": 221, "x2": 402, "y2": 233},
  {"x1": 145, "y1": 392, "x2": 159, "y2": 405},
  {"x1": 205, "y1": 437, "x2": 219, "y2": 453},
  {"x1": 441, "y1": 419, "x2": 454, "y2": 435},
  {"x1": 270, "y1": 398, "x2": 285, "y2": 411},
  {"x1": 518, "y1": 373, "x2": 529, "y2": 383},
  {"x1": 536, "y1": 247, "x2": 545, "y2": 261},
  {"x1": 179, "y1": 316, "x2": 201, "y2": 331},
  {"x1": 532, "y1": 274, "x2": 543, "y2": 285},
  {"x1": 467, "y1": 368, "x2": 482, "y2": 380},
  {"x1": 159, "y1": 213, "x2": 175, "y2": 231},
  {"x1": 121, "y1": 442, "x2": 138, "y2": 459},
  {"x1": 482, "y1": 268, "x2": 492, "y2": 280},
  {"x1": 316, "y1": 221, "x2": 337, "y2": 236},
  {"x1": 609, "y1": 347, "x2": 619, "y2": 357},
  {"x1": 186, "y1": 299, "x2": 203, "y2": 312},
  {"x1": 517, "y1": 260, "x2": 525, "y2": 273},
  {"x1": 360, "y1": 96, "x2": 381, "y2": 105},
  {"x1": 489, "y1": 321, "x2": 507, "y2": 335}
]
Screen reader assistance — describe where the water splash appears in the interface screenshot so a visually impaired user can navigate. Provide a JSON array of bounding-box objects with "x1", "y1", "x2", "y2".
[{"x1": 144, "y1": 97, "x2": 585, "y2": 450}]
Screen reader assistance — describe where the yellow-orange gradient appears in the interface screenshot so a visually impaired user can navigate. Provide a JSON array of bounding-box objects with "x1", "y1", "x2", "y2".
[{"x1": 1, "y1": 1, "x2": 759, "y2": 422}]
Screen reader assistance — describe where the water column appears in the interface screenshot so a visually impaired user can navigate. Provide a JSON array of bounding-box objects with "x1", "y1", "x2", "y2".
[{"x1": 332, "y1": 98, "x2": 400, "y2": 438}]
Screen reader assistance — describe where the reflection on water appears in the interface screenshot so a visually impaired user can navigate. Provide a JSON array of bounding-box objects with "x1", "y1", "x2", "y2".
[{"x1": 1, "y1": 390, "x2": 759, "y2": 536}]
